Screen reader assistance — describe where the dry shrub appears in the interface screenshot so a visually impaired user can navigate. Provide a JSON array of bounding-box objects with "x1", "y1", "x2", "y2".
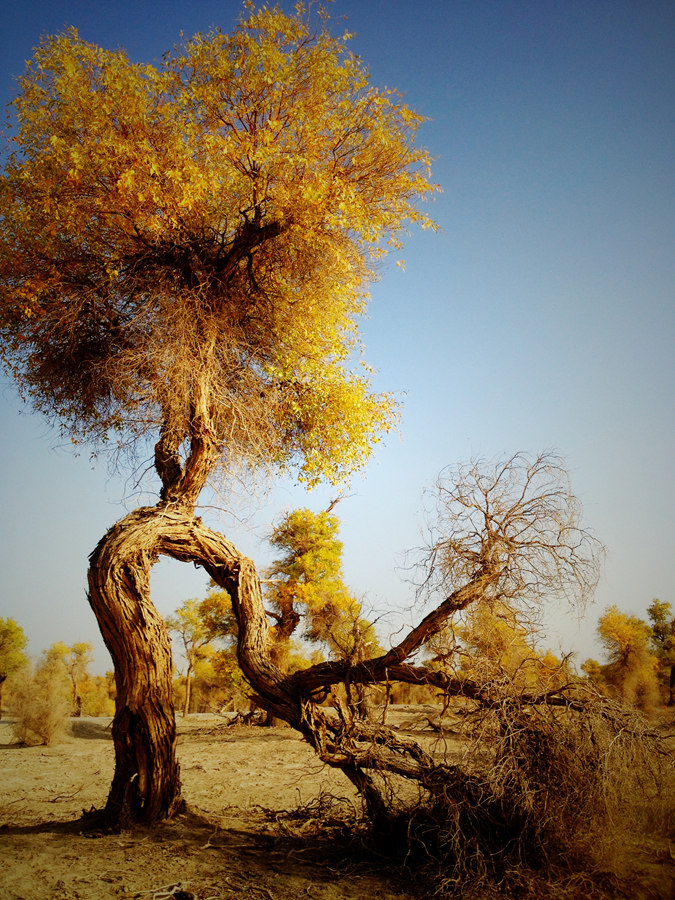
[
  {"x1": 9, "y1": 662, "x2": 70, "y2": 746},
  {"x1": 367, "y1": 694, "x2": 674, "y2": 898}
]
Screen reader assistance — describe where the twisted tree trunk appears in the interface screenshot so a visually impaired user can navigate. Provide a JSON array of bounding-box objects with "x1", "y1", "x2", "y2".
[
  {"x1": 87, "y1": 503, "x2": 299, "y2": 828},
  {"x1": 88, "y1": 498, "x2": 586, "y2": 832},
  {"x1": 88, "y1": 508, "x2": 183, "y2": 827},
  {"x1": 87, "y1": 496, "x2": 496, "y2": 828},
  {"x1": 85, "y1": 450, "x2": 608, "y2": 839}
]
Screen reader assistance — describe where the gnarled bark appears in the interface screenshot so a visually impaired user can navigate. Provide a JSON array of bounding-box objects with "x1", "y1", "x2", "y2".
[
  {"x1": 88, "y1": 508, "x2": 183, "y2": 827},
  {"x1": 87, "y1": 504, "x2": 299, "y2": 828}
]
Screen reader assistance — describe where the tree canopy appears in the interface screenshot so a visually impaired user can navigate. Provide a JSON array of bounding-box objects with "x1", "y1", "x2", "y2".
[
  {"x1": 418, "y1": 453, "x2": 603, "y2": 613},
  {"x1": 595, "y1": 605, "x2": 660, "y2": 708},
  {"x1": 0, "y1": 617, "x2": 27, "y2": 685},
  {"x1": 0, "y1": 618, "x2": 28, "y2": 716},
  {"x1": 0, "y1": 4, "x2": 436, "y2": 491},
  {"x1": 266, "y1": 508, "x2": 350, "y2": 646},
  {"x1": 264, "y1": 506, "x2": 382, "y2": 683}
]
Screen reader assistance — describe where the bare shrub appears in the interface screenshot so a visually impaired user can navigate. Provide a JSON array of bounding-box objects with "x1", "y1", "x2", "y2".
[
  {"x1": 10, "y1": 661, "x2": 70, "y2": 746},
  {"x1": 367, "y1": 691, "x2": 673, "y2": 898}
]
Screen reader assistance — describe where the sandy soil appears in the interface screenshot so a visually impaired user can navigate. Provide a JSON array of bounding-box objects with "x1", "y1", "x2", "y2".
[
  {"x1": 0, "y1": 712, "x2": 421, "y2": 900},
  {"x1": 2, "y1": 709, "x2": 674, "y2": 900}
]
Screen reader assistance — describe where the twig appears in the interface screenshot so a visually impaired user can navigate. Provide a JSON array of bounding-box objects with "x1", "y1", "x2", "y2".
[
  {"x1": 253, "y1": 889, "x2": 275, "y2": 900},
  {"x1": 134, "y1": 883, "x2": 192, "y2": 899},
  {"x1": 200, "y1": 827, "x2": 222, "y2": 849},
  {"x1": 47, "y1": 785, "x2": 84, "y2": 803}
]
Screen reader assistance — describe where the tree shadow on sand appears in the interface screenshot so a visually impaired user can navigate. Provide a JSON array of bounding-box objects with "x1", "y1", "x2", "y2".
[{"x1": 0, "y1": 803, "x2": 415, "y2": 898}]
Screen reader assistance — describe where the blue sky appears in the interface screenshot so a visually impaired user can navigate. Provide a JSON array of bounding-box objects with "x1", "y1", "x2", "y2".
[{"x1": 1, "y1": 1, "x2": 673, "y2": 673}]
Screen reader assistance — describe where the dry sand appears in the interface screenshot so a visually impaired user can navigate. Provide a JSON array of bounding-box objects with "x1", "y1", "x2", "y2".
[
  {"x1": 0, "y1": 713, "x2": 418, "y2": 900},
  {"x1": 2, "y1": 708, "x2": 674, "y2": 899}
]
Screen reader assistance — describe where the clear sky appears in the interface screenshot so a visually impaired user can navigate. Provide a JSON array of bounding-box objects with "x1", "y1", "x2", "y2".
[{"x1": 1, "y1": 1, "x2": 673, "y2": 674}]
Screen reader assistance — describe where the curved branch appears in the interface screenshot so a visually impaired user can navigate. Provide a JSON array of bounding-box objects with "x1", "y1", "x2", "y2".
[{"x1": 289, "y1": 575, "x2": 492, "y2": 695}]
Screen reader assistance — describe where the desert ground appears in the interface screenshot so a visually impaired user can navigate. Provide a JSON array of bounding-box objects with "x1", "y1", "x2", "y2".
[
  {"x1": 1, "y1": 708, "x2": 674, "y2": 900},
  {"x1": 0, "y1": 710, "x2": 430, "y2": 900}
]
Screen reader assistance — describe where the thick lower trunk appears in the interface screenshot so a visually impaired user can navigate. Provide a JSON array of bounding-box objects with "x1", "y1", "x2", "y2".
[
  {"x1": 88, "y1": 507, "x2": 183, "y2": 829},
  {"x1": 669, "y1": 663, "x2": 675, "y2": 707}
]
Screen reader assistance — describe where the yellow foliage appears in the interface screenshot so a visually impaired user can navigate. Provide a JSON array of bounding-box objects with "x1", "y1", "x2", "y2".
[
  {"x1": 0, "y1": 4, "x2": 436, "y2": 487},
  {"x1": 79, "y1": 675, "x2": 115, "y2": 716},
  {"x1": 430, "y1": 601, "x2": 572, "y2": 692},
  {"x1": 597, "y1": 605, "x2": 660, "y2": 709}
]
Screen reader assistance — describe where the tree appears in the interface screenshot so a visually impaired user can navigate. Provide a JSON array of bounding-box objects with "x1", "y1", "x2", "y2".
[
  {"x1": 596, "y1": 606, "x2": 660, "y2": 709},
  {"x1": 198, "y1": 588, "x2": 238, "y2": 645},
  {"x1": 0, "y1": 618, "x2": 28, "y2": 718},
  {"x1": 46, "y1": 641, "x2": 95, "y2": 715},
  {"x1": 170, "y1": 588, "x2": 241, "y2": 713},
  {"x1": 211, "y1": 646, "x2": 250, "y2": 711},
  {"x1": 580, "y1": 657, "x2": 605, "y2": 688},
  {"x1": 647, "y1": 599, "x2": 675, "y2": 705},
  {"x1": 78, "y1": 673, "x2": 116, "y2": 716},
  {"x1": 265, "y1": 506, "x2": 382, "y2": 716},
  {"x1": 166, "y1": 598, "x2": 220, "y2": 717},
  {"x1": 266, "y1": 508, "x2": 350, "y2": 661},
  {"x1": 11, "y1": 645, "x2": 71, "y2": 745},
  {"x1": 431, "y1": 600, "x2": 572, "y2": 693},
  {"x1": 0, "y1": 5, "x2": 435, "y2": 827}
]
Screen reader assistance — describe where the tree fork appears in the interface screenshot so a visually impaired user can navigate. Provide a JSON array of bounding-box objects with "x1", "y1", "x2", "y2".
[{"x1": 87, "y1": 505, "x2": 303, "y2": 828}]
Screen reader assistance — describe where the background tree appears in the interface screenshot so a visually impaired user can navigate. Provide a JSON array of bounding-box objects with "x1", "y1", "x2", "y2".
[
  {"x1": 165, "y1": 600, "x2": 211, "y2": 718},
  {"x1": 430, "y1": 600, "x2": 572, "y2": 694},
  {"x1": 196, "y1": 587, "x2": 249, "y2": 710},
  {"x1": 198, "y1": 588, "x2": 238, "y2": 645},
  {"x1": 46, "y1": 641, "x2": 94, "y2": 716},
  {"x1": 211, "y1": 645, "x2": 251, "y2": 711},
  {"x1": 0, "y1": 4, "x2": 435, "y2": 827},
  {"x1": 265, "y1": 506, "x2": 382, "y2": 717},
  {"x1": 78, "y1": 673, "x2": 116, "y2": 716},
  {"x1": 182, "y1": 652, "x2": 227, "y2": 714},
  {"x1": 647, "y1": 599, "x2": 675, "y2": 705},
  {"x1": 0, "y1": 618, "x2": 28, "y2": 718},
  {"x1": 580, "y1": 657, "x2": 605, "y2": 688},
  {"x1": 265, "y1": 508, "x2": 351, "y2": 662},
  {"x1": 166, "y1": 597, "x2": 234, "y2": 717},
  {"x1": 595, "y1": 606, "x2": 660, "y2": 710},
  {"x1": 168, "y1": 587, "x2": 251, "y2": 714}
]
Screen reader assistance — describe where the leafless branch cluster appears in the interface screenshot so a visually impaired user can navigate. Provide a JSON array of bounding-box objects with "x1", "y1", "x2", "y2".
[{"x1": 417, "y1": 452, "x2": 604, "y2": 614}]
